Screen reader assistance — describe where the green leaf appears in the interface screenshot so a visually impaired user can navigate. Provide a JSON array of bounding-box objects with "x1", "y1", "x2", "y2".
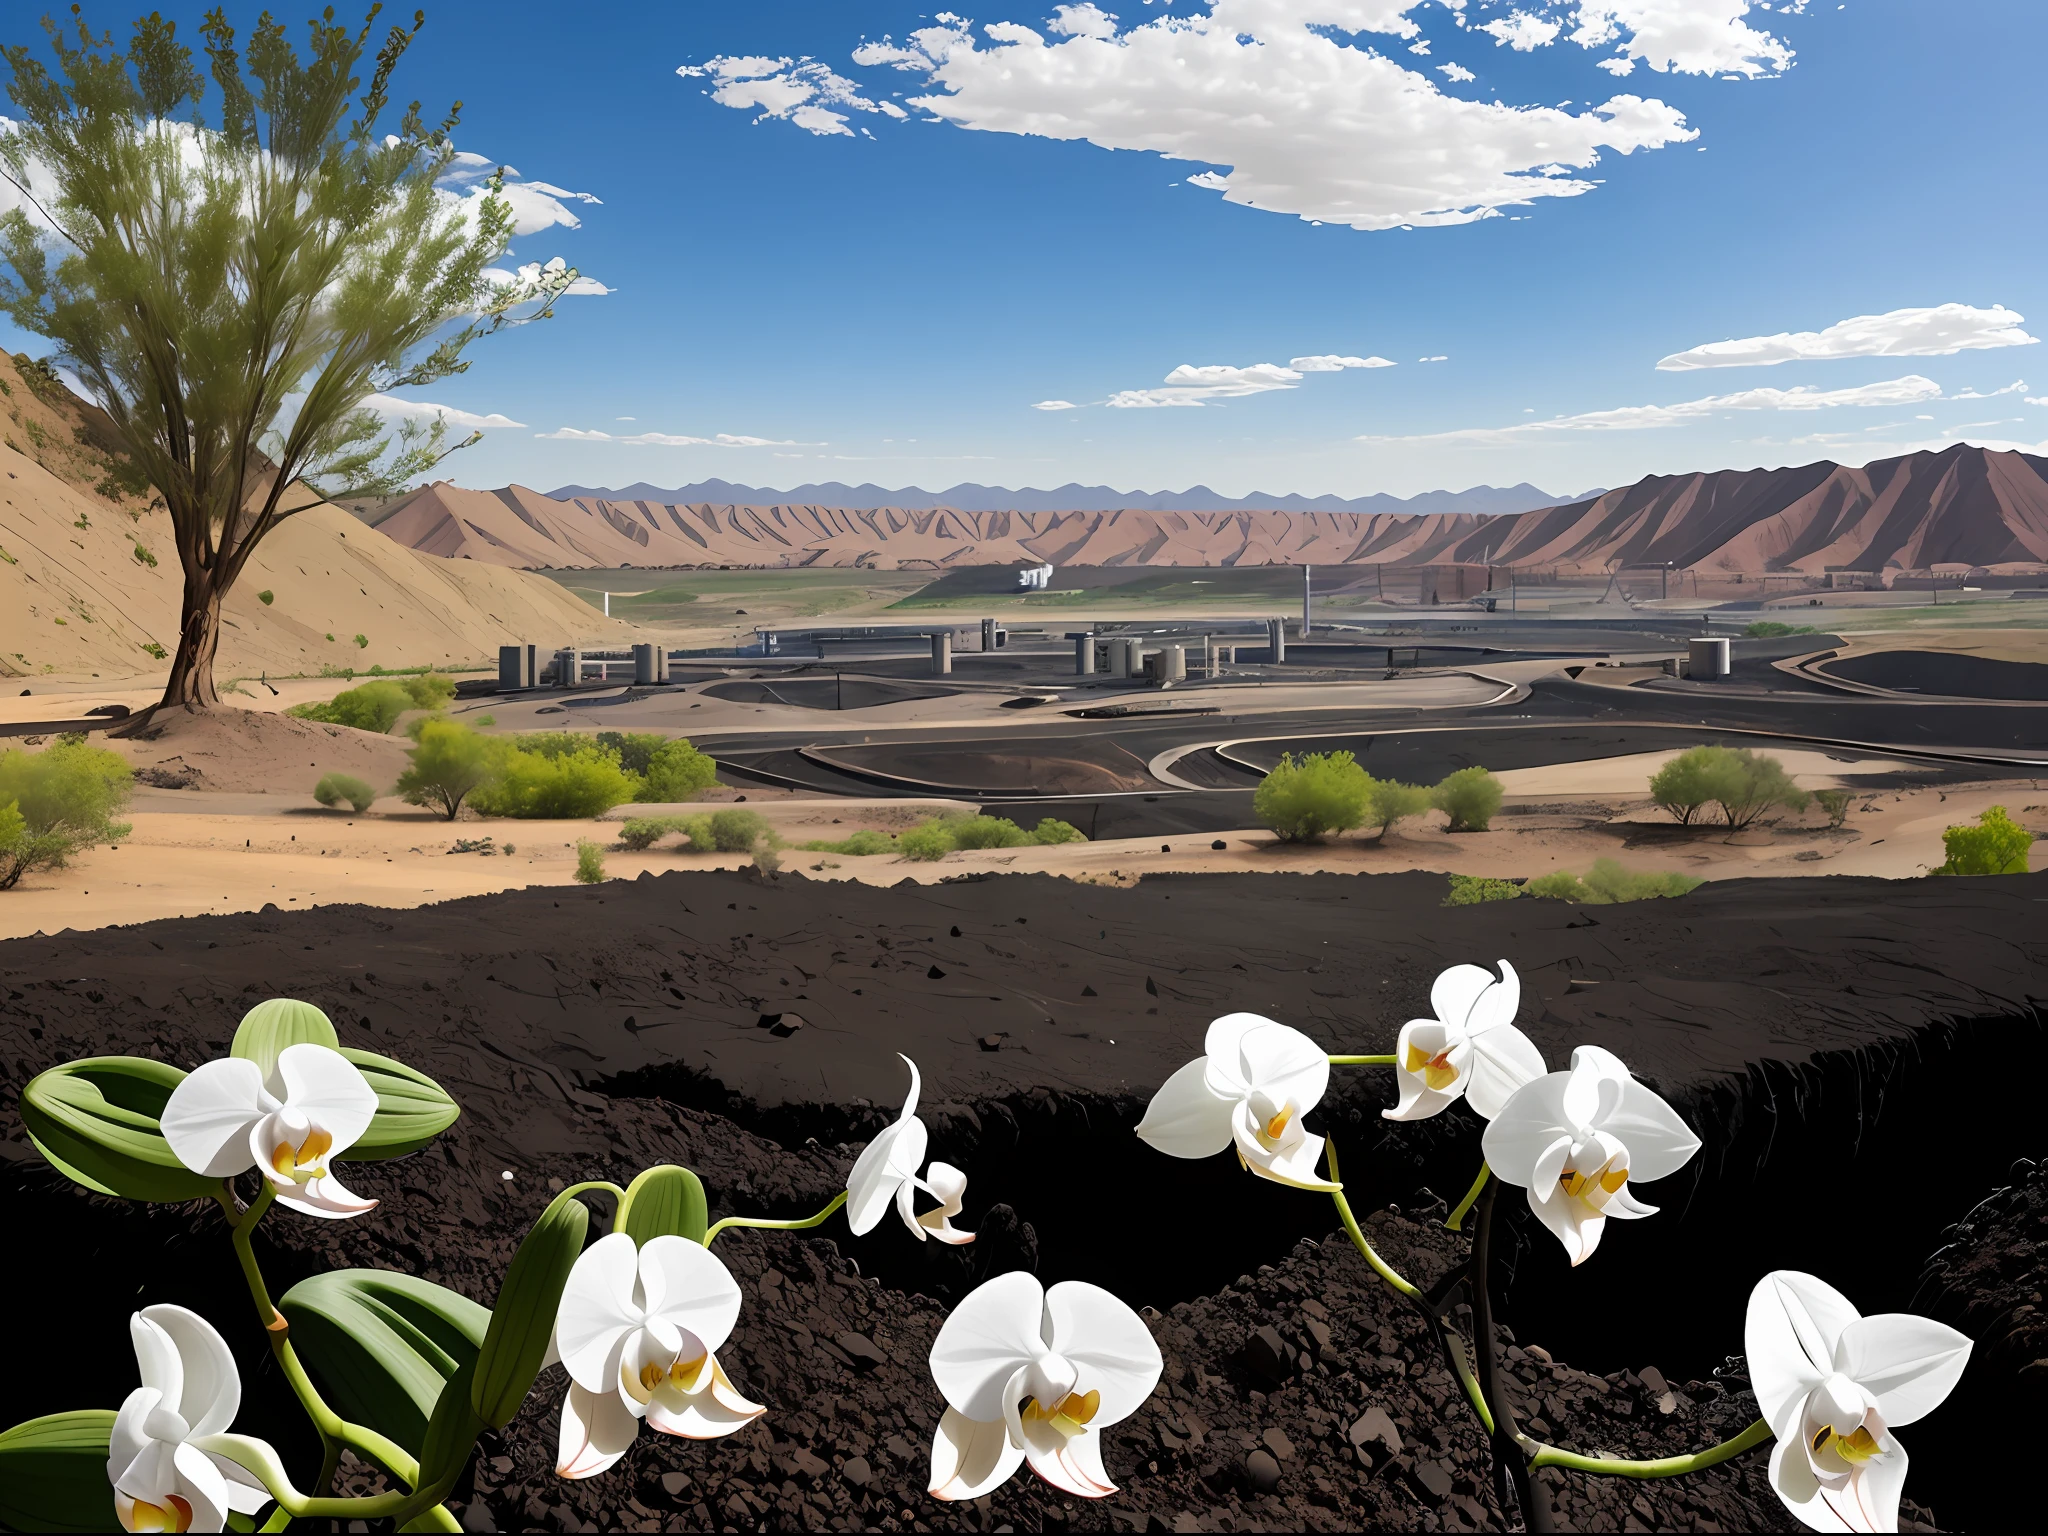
[
  {"x1": 618, "y1": 1164, "x2": 707, "y2": 1245},
  {"x1": 339, "y1": 1048, "x2": 460, "y2": 1160},
  {"x1": 230, "y1": 998, "x2": 340, "y2": 1081},
  {"x1": 415, "y1": 1358, "x2": 485, "y2": 1500},
  {"x1": 0, "y1": 1410, "x2": 119, "y2": 1534},
  {"x1": 18, "y1": 1057, "x2": 218, "y2": 1203},
  {"x1": 471, "y1": 1187, "x2": 589, "y2": 1428},
  {"x1": 280, "y1": 1270, "x2": 489, "y2": 1458}
]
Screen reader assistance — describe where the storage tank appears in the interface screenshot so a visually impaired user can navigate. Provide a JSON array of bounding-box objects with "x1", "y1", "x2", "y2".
[{"x1": 1688, "y1": 637, "x2": 1731, "y2": 682}]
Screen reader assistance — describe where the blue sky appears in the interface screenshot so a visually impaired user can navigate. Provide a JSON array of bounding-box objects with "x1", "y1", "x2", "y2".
[{"x1": 6, "y1": 1, "x2": 2045, "y2": 499}]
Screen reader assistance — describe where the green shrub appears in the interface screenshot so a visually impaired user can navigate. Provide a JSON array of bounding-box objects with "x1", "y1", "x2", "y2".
[
  {"x1": 0, "y1": 739, "x2": 134, "y2": 889},
  {"x1": 394, "y1": 720, "x2": 504, "y2": 821},
  {"x1": 313, "y1": 773, "x2": 377, "y2": 814},
  {"x1": 257, "y1": 588, "x2": 274, "y2": 605},
  {"x1": 595, "y1": 731, "x2": 670, "y2": 776},
  {"x1": 132, "y1": 542, "x2": 157, "y2": 567},
  {"x1": 1029, "y1": 817, "x2": 1086, "y2": 845},
  {"x1": 1528, "y1": 859, "x2": 1703, "y2": 904},
  {"x1": 471, "y1": 743, "x2": 640, "y2": 820},
  {"x1": 1523, "y1": 870, "x2": 1590, "y2": 902},
  {"x1": 1743, "y1": 621, "x2": 1817, "y2": 638},
  {"x1": 1650, "y1": 745, "x2": 1807, "y2": 830},
  {"x1": 514, "y1": 731, "x2": 594, "y2": 760},
  {"x1": 1366, "y1": 780, "x2": 1432, "y2": 842},
  {"x1": 1255, "y1": 751, "x2": 1372, "y2": 842},
  {"x1": 707, "y1": 808, "x2": 772, "y2": 853},
  {"x1": 1649, "y1": 746, "x2": 1721, "y2": 826},
  {"x1": 1934, "y1": 805, "x2": 2034, "y2": 876},
  {"x1": 401, "y1": 673, "x2": 456, "y2": 710},
  {"x1": 949, "y1": 815, "x2": 1031, "y2": 850},
  {"x1": 574, "y1": 839, "x2": 607, "y2": 883},
  {"x1": 641, "y1": 739, "x2": 718, "y2": 801},
  {"x1": 800, "y1": 827, "x2": 897, "y2": 856},
  {"x1": 1432, "y1": 766, "x2": 1504, "y2": 833},
  {"x1": 289, "y1": 679, "x2": 412, "y2": 734},
  {"x1": 899, "y1": 822, "x2": 955, "y2": 861},
  {"x1": 617, "y1": 816, "x2": 681, "y2": 851},
  {"x1": 353, "y1": 634, "x2": 368, "y2": 648},
  {"x1": 1813, "y1": 789, "x2": 1851, "y2": 829},
  {"x1": 1443, "y1": 874, "x2": 1521, "y2": 906}
]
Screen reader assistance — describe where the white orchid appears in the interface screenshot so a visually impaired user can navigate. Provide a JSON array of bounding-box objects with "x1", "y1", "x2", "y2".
[
  {"x1": 107, "y1": 1306, "x2": 273, "y2": 1533},
  {"x1": 844, "y1": 1055, "x2": 975, "y2": 1245},
  {"x1": 550, "y1": 1231, "x2": 764, "y2": 1479},
  {"x1": 1385, "y1": 960, "x2": 1546, "y2": 1122},
  {"x1": 161, "y1": 1043, "x2": 380, "y2": 1219},
  {"x1": 1481, "y1": 1045, "x2": 1700, "y2": 1265},
  {"x1": 1746, "y1": 1271, "x2": 1971, "y2": 1533},
  {"x1": 927, "y1": 1272, "x2": 1162, "y2": 1501},
  {"x1": 1134, "y1": 1013, "x2": 1338, "y2": 1191}
]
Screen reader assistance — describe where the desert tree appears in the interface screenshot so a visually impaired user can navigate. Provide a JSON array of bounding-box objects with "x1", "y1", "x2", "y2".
[{"x1": 0, "y1": 5, "x2": 577, "y2": 719}]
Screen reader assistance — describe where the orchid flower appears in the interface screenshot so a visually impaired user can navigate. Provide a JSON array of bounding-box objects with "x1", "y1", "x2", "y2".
[
  {"x1": 927, "y1": 1271, "x2": 1162, "y2": 1501},
  {"x1": 1134, "y1": 1012, "x2": 1338, "y2": 1191},
  {"x1": 550, "y1": 1231, "x2": 764, "y2": 1479},
  {"x1": 1384, "y1": 960, "x2": 1546, "y2": 1122},
  {"x1": 844, "y1": 1055, "x2": 975, "y2": 1245},
  {"x1": 107, "y1": 1306, "x2": 273, "y2": 1533},
  {"x1": 1481, "y1": 1045, "x2": 1700, "y2": 1265},
  {"x1": 1746, "y1": 1271, "x2": 1971, "y2": 1533},
  {"x1": 161, "y1": 1043, "x2": 379, "y2": 1219}
]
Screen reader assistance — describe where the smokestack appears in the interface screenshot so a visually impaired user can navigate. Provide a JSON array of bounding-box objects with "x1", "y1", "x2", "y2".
[{"x1": 1302, "y1": 563, "x2": 1312, "y2": 636}]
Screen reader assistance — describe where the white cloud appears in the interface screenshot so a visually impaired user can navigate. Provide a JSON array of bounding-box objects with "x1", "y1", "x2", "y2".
[
  {"x1": 535, "y1": 427, "x2": 798, "y2": 446},
  {"x1": 1657, "y1": 304, "x2": 2039, "y2": 370},
  {"x1": 436, "y1": 150, "x2": 603, "y2": 237},
  {"x1": 1362, "y1": 374, "x2": 1945, "y2": 442},
  {"x1": 481, "y1": 257, "x2": 612, "y2": 298},
  {"x1": 1481, "y1": 12, "x2": 1562, "y2": 50},
  {"x1": 710, "y1": 4, "x2": 1699, "y2": 231},
  {"x1": 1047, "y1": 4, "x2": 1122, "y2": 39},
  {"x1": 1108, "y1": 362, "x2": 1306, "y2": 408},
  {"x1": 1288, "y1": 354, "x2": 1397, "y2": 371},
  {"x1": 1951, "y1": 380, "x2": 2027, "y2": 400},
  {"x1": 676, "y1": 55, "x2": 900, "y2": 137},
  {"x1": 1570, "y1": 2, "x2": 1796, "y2": 80},
  {"x1": 361, "y1": 394, "x2": 525, "y2": 430},
  {"x1": 1419, "y1": 354, "x2": 1449, "y2": 362},
  {"x1": 1032, "y1": 399, "x2": 1081, "y2": 410},
  {"x1": 1438, "y1": 61, "x2": 1477, "y2": 82},
  {"x1": 2028, "y1": 396, "x2": 2048, "y2": 408}
]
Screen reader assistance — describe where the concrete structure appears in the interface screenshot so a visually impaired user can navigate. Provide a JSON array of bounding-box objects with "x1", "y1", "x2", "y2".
[
  {"x1": 498, "y1": 644, "x2": 537, "y2": 690},
  {"x1": 1688, "y1": 636, "x2": 1731, "y2": 682},
  {"x1": 1267, "y1": 617, "x2": 1286, "y2": 664},
  {"x1": 632, "y1": 643, "x2": 668, "y2": 685},
  {"x1": 555, "y1": 648, "x2": 582, "y2": 687},
  {"x1": 1073, "y1": 632, "x2": 1096, "y2": 675},
  {"x1": 931, "y1": 632, "x2": 953, "y2": 676},
  {"x1": 1150, "y1": 644, "x2": 1187, "y2": 684},
  {"x1": 1303, "y1": 564, "x2": 1312, "y2": 636}
]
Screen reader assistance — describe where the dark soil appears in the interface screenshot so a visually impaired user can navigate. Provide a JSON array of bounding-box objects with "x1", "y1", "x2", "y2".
[
  {"x1": 700, "y1": 679, "x2": 961, "y2": 711},
  {"x1": 1823, "y1": 649, "x2": 2048, "y2": 701}
]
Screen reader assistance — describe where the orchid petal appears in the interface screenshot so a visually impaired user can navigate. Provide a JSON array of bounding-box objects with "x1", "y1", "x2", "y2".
[
  {"x1": 895, "y1": 1053, "x2": 922, "y2": 1122},
  {"x1": 928, "y1": 1408, "x2": 1026, "y2": 1500},
  {"x1": 1024, "y1": 1423, "x2": 1118, "y2": 1499},
  {"x1": 197, "y1": 1450, "x2": 271, "y2": 1516},
  {"x1": 1200, "y1": 1013, "x2": 1275, "y2": 1097},
  {"x1": 1236, "y1": 1022, "x2": 1329, "y2": 1112},
  {"x1": 640, "y1": 1235, "x2": 743, "y2": 1357},
  {"x1": 1559, "y1": 1049, "x2": 1614, "y2": 1131},
  {"x1": 645, "y1": 1355, "x2": 765, "y2": 1440},
  {"x1": 129, "y1": 1317, "x2": 185, "y2": 1415},
  {"x1": 138, "y1": 1306, "x2": 239, "y2": 1439},
  {"x1": 1480, "y1": 1072, "x2": 1573, "y2": 1185},
  {"x1": 271, "y1": 1170, "x2": 379, "y2": 1221},
  {"x1": 1834, "y1": 1314, "x2": 1971, "y2": 1429},
  {"x1": 929, "y1": 1272, "x2": 1045, "y2": 1422},
  {"x1": 1747, "y1": 1272, "x2": 1860, "y2": 1438},
  {"x1": 1430, "y1": 964, "x2": 1495, "y2": 1035},
  {"x1": 1526, "y1": 1179, "x2": 1599, "y2": 1266},
  {"x1": 1465, "y1": 960, "x2": 1521, "y2": 1035},
  {"x1": 1232, "y1": 1112, "x2": 1340, "y2": 1192},
  {"x1": 1824, "y1": 1434, "x2": 1907, "y2": 1533},
  {"x1": 168, "y1": 1441, "x2": 230, "y2": 1534},
  {"x1": 160, "y1": 1058, "x2": 269, "y2": 1178},
  {"x1": 1465, "y1": 1024, "x2": 1548, "y2": 1121},
  {"x1": 272, "y1": 1044, "x2": 378, "y2": 1154},
  {"x1": 190, "y1": 1436, "x2": 283, "y2": 1517},
  {"x1": 555, "y1": 1379, "x2": 638, "y2": 1479},
  {"x1": 1769, "y1": 1432, "x2": 1854, "y2": 1534},
  {"x1": 1384, "y1": 1020, "x2": 1459, "y2": 1121},
  {"x1": 1135, "y1": 1057, "x2": 1236, "y2": 1159},
  {"x1": 1044, "y1": 1281, "x2": 1162, "y2": 1427},
  {"x1": 109, "y1": 1388, "x2": 159, "y2": 1488},
  {"x1": 556, "y1": 1232, "x2": 645, "y2": 1395},
  {"x1": 1529, "y1": 1134, "x2": 1573, "y2": 1196},
  {"x1": 1602, "y1": 1079, "x2": 1702, "y2": 1182},
  {"x1": 845, "y1": 1116, "x2": 929, "y2": 1235}
]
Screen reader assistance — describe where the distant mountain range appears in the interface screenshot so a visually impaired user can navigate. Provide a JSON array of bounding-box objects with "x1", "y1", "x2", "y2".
[
  {"x1": 543, "y1": 477, "x2": 1591, "y2": 518},
  {"x1": 369, "y1": 446, "x2": 2048, "y2": 575}
]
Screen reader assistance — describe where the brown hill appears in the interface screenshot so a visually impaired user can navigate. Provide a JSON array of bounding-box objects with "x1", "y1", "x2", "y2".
[
  {"x1": 0, "y1": 354, "x2": 626, "y2": 681},
  {"x1": 372, "y1": 445, "x2": 2048, "y2": 575}
]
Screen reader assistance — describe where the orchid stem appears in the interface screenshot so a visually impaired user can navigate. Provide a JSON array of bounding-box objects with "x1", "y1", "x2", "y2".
[
  {"x1": 1445, "y1": 1162, "x2": 1491, "y2": 1231},
  {"x1": 1526, "y1": 1418, "x2": 1773, "y2": 1478},
  {"x1": 1442, "y1": 1327, "x2": 1495, "y2": 1435},
  {"x1": 1323, "y1": 1140, "x2": 1420, "y2": 1299},
  {"x1": 703, "y1": 1191, "x2": 849, "y2": 1247},
  {"x1": 1327, "y1": 1054, "x2": 1396, "y2": 1065},
  {"x1": 558, "y1": 1179, "x2": 628, "y2": 1205},
  {"x1": 1470, "y1": 1180, "x2": 1555, "y2": 1533}
]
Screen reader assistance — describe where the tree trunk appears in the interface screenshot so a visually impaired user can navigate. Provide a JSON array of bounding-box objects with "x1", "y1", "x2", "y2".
[{"x1": 114, "y1": 567, "x2": 224, "y2": 734}]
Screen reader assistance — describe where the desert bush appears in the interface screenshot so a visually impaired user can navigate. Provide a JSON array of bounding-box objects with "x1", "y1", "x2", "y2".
[
  {"x1": 472, "y1": 742, "x2": 639, "y2": 820},
  {"x1": 1934, "y1": 805, "x2": 2034, "y2": 876},
  {"x1": 1651, "y1": 745, "x2": 1807, "y2": 830},
  {"x1": 516, "y1": 731, "x2": 599, "y2": 760},
  {"x1": 0, "y1": 739, "x2": 134, "y2": 890},
  {"x1": 257, "y1": 589, "x2": 274, "y2": 605},
  {"x1": 1255, "y1": 751, "x2": 1372, "y2": 842},
  {"x1": 289, "y1": 679, "x2": 412, "y2": 734},
  {"x1": 1366, "y1": 779, "x2": 1432, "y2": 842},
  {"x1": 394, "y1": 720, "x2": 503, "y2": 821},
  {"x1": 1743, "y1": 620, "x2": 1817, "y2": 637},
  {"x1": 401, "y1": 672, "x2": 456, "y2": 710},
  {"x1": 1813, "y1": 789, "x2": 1851, "y2": 829},
  {"x1": 1029, "y1": 817, "x2": 1086, "y2": 845},
  {"x1": 641, "y1": 739, "x2": 718, "y2": 801},
  {"x1": 1432, "y1": 766, "x2": 1504, "y2": 833},
  {"x1": 574, "y1": 839, "x2": 607, "y2": 883},
  {"x1": 878, "y1": 813, "x2": 1088, "y2": 861},
  {"x1": 1648, "y1": 746, "x2": 1720, "y2": 826},
  {"x1": 353, "y1": 633, "x2": 368, "y2": 648},
  {"x1": 800, "y1": 827, "x2": 896, "y2": 856},
  {"x1": 899, "y1": 821, "x2": 955, "y2": 861},
  {"x1": 707, "y1": 808, "x2": 772, "y2": 853},
  {"x1": 594, "y1": 731, "x2": 669, "y2": 776},
  {"x1": 1442, "y1": 874, "x2": 1521, "y2": 906},
  {"x1": 1527, "y1": 859, "x2": 1703, "y2": 904},
  {"x1": 313, "y1": 772, "x2": 377, "y2": 814},
  {"x1": 616, "y1": 816, "x2": 679, "y2": 851},
  {"x1": 950, "y1": 815, "x2": 1031, "y2": 850}
]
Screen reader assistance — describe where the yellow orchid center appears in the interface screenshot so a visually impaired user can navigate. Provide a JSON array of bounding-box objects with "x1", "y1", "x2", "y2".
[
  {"x1": 269, "y1": 1127, "x2": 334, "y2": 1180},
  {"x1": 1558, "y1": 1162, "x2": 1630, "y2": 1204},
  {"x1": 1264, "y1": 1106, "x2": 1294, "y2": 1140},
  {"x1": 1813, "y1": 1424, "x2": 1882, "y2": 1464},
  {"x1": 126, "y1": 1496, "x2": 194, "y2": 1534},
  {"x1": 669, "y1": 1351, "x2": 707, "y2": 1387},
  {"x1": 1405, "y1": 1044, "x2": 1460, "y2": 1091},
  {"x1": 638, "y1": 1360, "x2": 665, "y2": 1392},
  {"x1": 1024, "y1": 1388, "x2": 1101, "y2": 1439}
]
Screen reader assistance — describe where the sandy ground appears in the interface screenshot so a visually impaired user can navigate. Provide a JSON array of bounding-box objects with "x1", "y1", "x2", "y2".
[{"x1": 6, "y1": 778, "x2": 2041, "y2": 940}]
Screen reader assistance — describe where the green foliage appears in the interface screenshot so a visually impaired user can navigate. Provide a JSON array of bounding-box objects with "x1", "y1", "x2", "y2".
[
  {"x1": 1029, "y1": 817, "x2": 1086, "y2": 845},
  {"x1": 280, "y1": 1270, "x2": 489, "y2": 1458},
  {"x1": 472, "y1": 741, "x2": 638, "y2": 820},
  {"x1": 395, "y1": 720, "x2": 503, "y2": 821},
  {"x1": 1443, "y1": 874, "x2": 1522, "y2": 906},
  {"x1": 617, "y1": 815, "x2": 678, "y2": 851},
  {"x1": 401, "y1": 672, "x2": 457, "y2": 709},
  {"x1": 1649, "y1": 746, "x2": 1720, "y2": 826},
  {"x1": 898, "y1": 821, "x2": 955, "y2": 861},
  {"x1": 354, "y1": 633, "x2": 369, "y2": 648},
  {"x1": 1527, "y1": 859, "x2": 1704, "y2": 904},
  {"x1": 231, "y1": 997, "x2": 338, "y2": 1079},
  {"x1": 799, "y1": 827, "x2": 896, "y2": 856},
  {"x1": 573, "y1": 839, "x2": 607, "y2": 883},
  {"x1": 618, "y1": 1164, "x2": 709, "y2": 1246},
  {"x1": 1432, "y1": 766, "x2": 1505, "y2": 833},
  {"x1": 1255, "y1": 750, "x2": 1372, "y2": 842},
  {"x1": 1649, "y1": 745, "x2": 1808, "y2": 830},
  {"x1": 0, "y1": 1410, "x2": 119, "y2": 1533},
  {"x1": 1743, "y1": 621, "x2": 1818, "y2": 637},
  {"x1": 0, "y1": 738, "x2": 133, "y2": 888},
  {"x1": 1934, "y1": 805, "x2": 2034, "y2": 876},
  {"x1": 315, "y1": 771, "x2": 378, "y2": 813},
  {"x1": 339, "y1": 1047, "x2": 461, "y2": 1161},
  {"x1": 257, "y1": 588, "x2": 274, "y2": 605},
  {"x1": 707, "y1": 808, "x2": 771, "y2": 853},
  {"x1": 472, "y1": 1187, "x2": 591, "y2": 1429},
  {"x1": 291, "y1": 678, "x2": 413, "y2": 733},
  {"x1": 1366, "y1": 779, "x2": 1432, "y2": 842},
  {"x1": 641, "y1": 738, "x2": 718, "y2": 801},
  {"x1": 18, "y1": 1056, "x2": 219, "y2": 1202},
  {"x1": 138, "y1": 640, "x2": 166, "y2": 659},
  {"x1": 594, "y1": 730, "x2": 669, "y2": 776},
  {"x1": 1813, "y1": 788, "x2": 1852, "y2": 829},
  {"x1": 130, "y1": 541, "x2": 156, "y2": 566},
  {"x1": 950, "y1": 814, "x2": 1033, "y2": 850},
  {"x1": 878, "y1": 812, "x2": 1088, "y2": 860}
]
